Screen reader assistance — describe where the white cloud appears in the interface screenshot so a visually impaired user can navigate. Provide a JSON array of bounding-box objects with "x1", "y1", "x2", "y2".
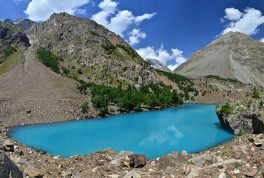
[
  {"x1": 91, "y1": 0, "x2": 118, "y2": 27},
  {"x1": 128, "y1": 29, "x2": 146, "y2": 45},
  {"x1": 222, "y1": 7, "x2": 264, "y2": 35},
  {"x1": 224, "y1": 8, "x2": 242, "y2": 21},
  {"x1": 136, "y1": 45, "x2": 187, "y2": 71},
  {"x1": 92, "y1": 0, "x2": 156, "y2": 45},
  {"x1": 260, "y1": 38, "x2": 264, "y2": 43},
  {"x1": 24, "y1": 0, "x2": 90, "y2": 21}
]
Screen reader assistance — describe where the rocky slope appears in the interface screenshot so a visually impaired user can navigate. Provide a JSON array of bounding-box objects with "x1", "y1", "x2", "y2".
[
  {"x1": 0, "y1": 22, "x2": 30, "y2": 63},
  {"x1": 175, "y1": 32, "x2": 264, "y2": 87},
  {"x1": 28, "y1": 12, "x2": 158, "y2": 88}
]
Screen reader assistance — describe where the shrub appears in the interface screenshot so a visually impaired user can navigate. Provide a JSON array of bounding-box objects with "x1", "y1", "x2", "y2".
[
  {"x1": 81, "y1": 102, "x2": 89, "y2": 113},
  {"x1": 78, "y1": 68, "x2": 83, "y2": 74},
  {"x1": 252, "y1": 87, "x2": 260, "y2": 99},
  {"x1": 36, "y1": 49, "x2": 60, "y2": 73},
  {"x1": 220, "y1": 102, "x2": 234, "y2": 115}
]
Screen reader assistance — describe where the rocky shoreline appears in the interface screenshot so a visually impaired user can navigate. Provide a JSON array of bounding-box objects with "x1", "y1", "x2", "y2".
[
  {"x1": 1, "y1": 107, "x2": 264, "y2": 178},
  {"x1": 1, "y1": 126, "x2": 263, "y2": 178}
]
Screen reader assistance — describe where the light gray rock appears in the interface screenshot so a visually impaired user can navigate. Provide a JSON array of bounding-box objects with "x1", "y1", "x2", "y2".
[
  {"x1": 123, "y1": 170, "x2": 140, "y2": 178},
  {"x1": 189, "y1": 154, "x2": 210, "y2": 166},
  {"x1": 110, "y1": 151, "x2": 133, "y2": 166}
]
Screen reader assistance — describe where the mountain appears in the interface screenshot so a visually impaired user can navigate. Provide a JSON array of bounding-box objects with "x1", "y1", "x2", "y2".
[
  {"x1": 145, "y1": 58, "x2": 170, "y2": 72},
  {"x1": 28, "y1": 12, "x2": 158, "y2": 88},
  {"x1": 14, "y1": 18, "x2": 35, "y2": 31},
  {"x1": 175, "y1": 32, "x2": 264, "y2": 87},
  {"x1": 0, "y1": 21, "x2": 30, "y2": 63}
]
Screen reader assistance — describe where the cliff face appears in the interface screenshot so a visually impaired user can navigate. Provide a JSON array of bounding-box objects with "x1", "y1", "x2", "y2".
[
  {"x1": 0, "y1": 151, "x2": 22, "y2": 178},
  {"x1": 217, "y1": 95, "x2": 264, "y2": 134},
  {"x1": 175, "y1": 32, "x2": 264, "y2": 87},
  {"x1": 28, "y1": 12, "x2": 159, "y2": 87}
]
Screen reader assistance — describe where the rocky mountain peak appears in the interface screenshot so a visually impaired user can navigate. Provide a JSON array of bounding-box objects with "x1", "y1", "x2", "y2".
[
  {"x1": 28, "y1": 13, "x2": 158, "y2": 87},
  {"x1": 175, "y1": 31, "x2": 264, "y2": 87}
]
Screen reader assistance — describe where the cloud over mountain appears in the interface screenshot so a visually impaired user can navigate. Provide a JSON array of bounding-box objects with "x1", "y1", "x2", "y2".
[
  {"x1": 24, "y1": 0, "x2": 90, "y2": 21},
  {"x1": 222, "y1": 7, "x2": 264, "y2": 35},
  {"x1": 91, "y1": 0, "x2": 156, "y2": 45},
  {"x1": 136, "y1": 46, "x2": 187, "y2": 71}
]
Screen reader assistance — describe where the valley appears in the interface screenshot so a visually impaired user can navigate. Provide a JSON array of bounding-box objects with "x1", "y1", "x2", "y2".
[{"x1": 0, "y1": 12, "x2": 263, "y2": 178}]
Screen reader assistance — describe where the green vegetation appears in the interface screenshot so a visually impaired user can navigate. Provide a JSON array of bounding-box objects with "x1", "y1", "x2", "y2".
[
  {"x1": 36, "y1": 49, "x2": 60, "y2": 73},
  {"x1": 77, "y1": 80, "x2": 183, "y2": 115},
  {"x1": 156, "y1": 70, "x2": 198, "y2": 100},
  {"x1": 206, "y1": 75, "x2": 243, "y2": 84},
  {"x1": 252, "y1": 87, "x2": 260, "y2": 99},
  {"x1": 0, "y1": 46, "x2": 17, "y2": 63},
  {"x1": 217, "y1": 102, "x2": 234, "y2": 116},
  {"x1": 0, "y1": 22, "x2": 20, "y2": 32},
  {"x1": 0, "y1": 51, "x2": 19, "y2": 75},
  {"x1": 102, "y1": 43, "x2": 116, "y2": 55},
  {"x1": 90, "y1": 30, "x2": 100, "y2": 37},
  {"x1": 3, "y1": 46, "x2": 17, "y2": 58},
  {"x1": 81, "y1": 102, "x2": 89, "y2": 114}
]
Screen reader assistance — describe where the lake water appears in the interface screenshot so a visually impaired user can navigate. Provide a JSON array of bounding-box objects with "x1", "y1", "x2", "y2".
[{"x1": 9, "y1": 104, "x2": 234, "y2": 159}]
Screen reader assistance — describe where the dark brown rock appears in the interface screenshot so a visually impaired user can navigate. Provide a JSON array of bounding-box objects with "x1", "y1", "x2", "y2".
[{"x1": 128, "y1": 154, "x2": 146, "y2": 168}]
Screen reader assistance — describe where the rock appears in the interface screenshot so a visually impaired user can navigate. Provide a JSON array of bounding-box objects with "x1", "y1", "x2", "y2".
[
  {"x1": 3, "y1": 139, "x2": 14, "y2": 152},
  {"x1": 61, "y1": 171, "x2": 72, "y2": 177},
  {"x1": 217, "y1": 111, "x2": 264, "y2": 134},
  {"x1": 26, "y1": 109, "x2": 31, "y2": 114},
  {"x1": 0, "y1": 151, "x2": 23, "y2": 178},
  {"x1": 110, "y1": 151, "x2": 133, "y2": 166},
  {"x1": 24, "y1": 167, "x2": 42, "y2": 178},
  {"x1": 219, "y1": 172, "x2": 226, "y2": 178},
  {"x1": 245, "y1": 167, "x2": 258, "y2": 177},
  {"x1": 248, "y1": 137, "x2": 254, "y2": 143},
  {"x1": 253, "y1": 140, "x2": 262, "y2": 147},
  {"x1": 123, "y1": 170, "x2": 140, "y2": 178},
  {"x1": 181, "y1": 150, "x2": 188, "y2": 156},
  {"x1": 188, "y1": 154, "x2": 209, "y2": 166},
  {"x1": 108, "y1": 174, "x2": 119, "y2": 178},
  {"x1": 128, "y1": 154, "x2": 146, "y2": 168},
  {"x1": 233, "y1": 169, "x2": 240, "y2": 174}
]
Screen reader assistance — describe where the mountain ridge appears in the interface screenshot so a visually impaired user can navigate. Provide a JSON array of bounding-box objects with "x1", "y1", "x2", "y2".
[{"x1": 175, "y1": 32, "x2": 264, "y2": 87}]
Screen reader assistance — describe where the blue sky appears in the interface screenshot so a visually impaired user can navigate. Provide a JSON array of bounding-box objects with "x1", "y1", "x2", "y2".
[{"x1": 1, "y1": 0, "x2": 264, "y2": 70}]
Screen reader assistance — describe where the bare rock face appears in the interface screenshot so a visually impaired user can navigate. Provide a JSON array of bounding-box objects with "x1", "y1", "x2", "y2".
[
  {"x1": 175, "y1": 32, "x2": 264, "y2": 87},
  {"x1": 217, "y1": 98, "x2": 264, "y2": 134},
  {"x1": 28, "y1": 12, "x2": 159, "y2": 87},
  {"x1": 0, "y1": 151, "x2": 23, "y2": 178},
  {"x1": 0, "y1": 22, "x2": 30, "y2": 47}
]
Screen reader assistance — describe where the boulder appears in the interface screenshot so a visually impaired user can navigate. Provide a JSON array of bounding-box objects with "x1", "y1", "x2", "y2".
[
  {"x1": 123, "y1": 170, "x2": 141, "y2": 178},
  {"x1": 188, "y1": 154, "x2": 210, "y2": 166},
  {"x1": 3, "y1": 139, "x2": 14, "y2": 152},
  {"x1": 24, "y1": 167, "x2": 42, "y2": 178},
  {"x1": 110, "y1": 151, "x2": 133, "y2": 166},
  {"x1": 0, "y1": 151, "x2": 23, "y2": 178},
  {"x1": 217, "y1": 112, "x2": 264, "y2": 134},
  {"x1": 128, "y1": 154, "x2": 146, "y2": 168}
]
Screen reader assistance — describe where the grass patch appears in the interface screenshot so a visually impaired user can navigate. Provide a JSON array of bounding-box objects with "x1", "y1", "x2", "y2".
[
  {"x1": 206, "y1": 75, "x2": 243, "y2": 84},
  {"x1": 0, "y1": 51, "x2": 19, "y2": 75}
]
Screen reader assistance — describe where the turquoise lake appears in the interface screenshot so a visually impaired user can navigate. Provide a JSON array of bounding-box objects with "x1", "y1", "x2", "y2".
[{"x1": 9, "y1": 104, "x2": 234, "y2": 159}]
